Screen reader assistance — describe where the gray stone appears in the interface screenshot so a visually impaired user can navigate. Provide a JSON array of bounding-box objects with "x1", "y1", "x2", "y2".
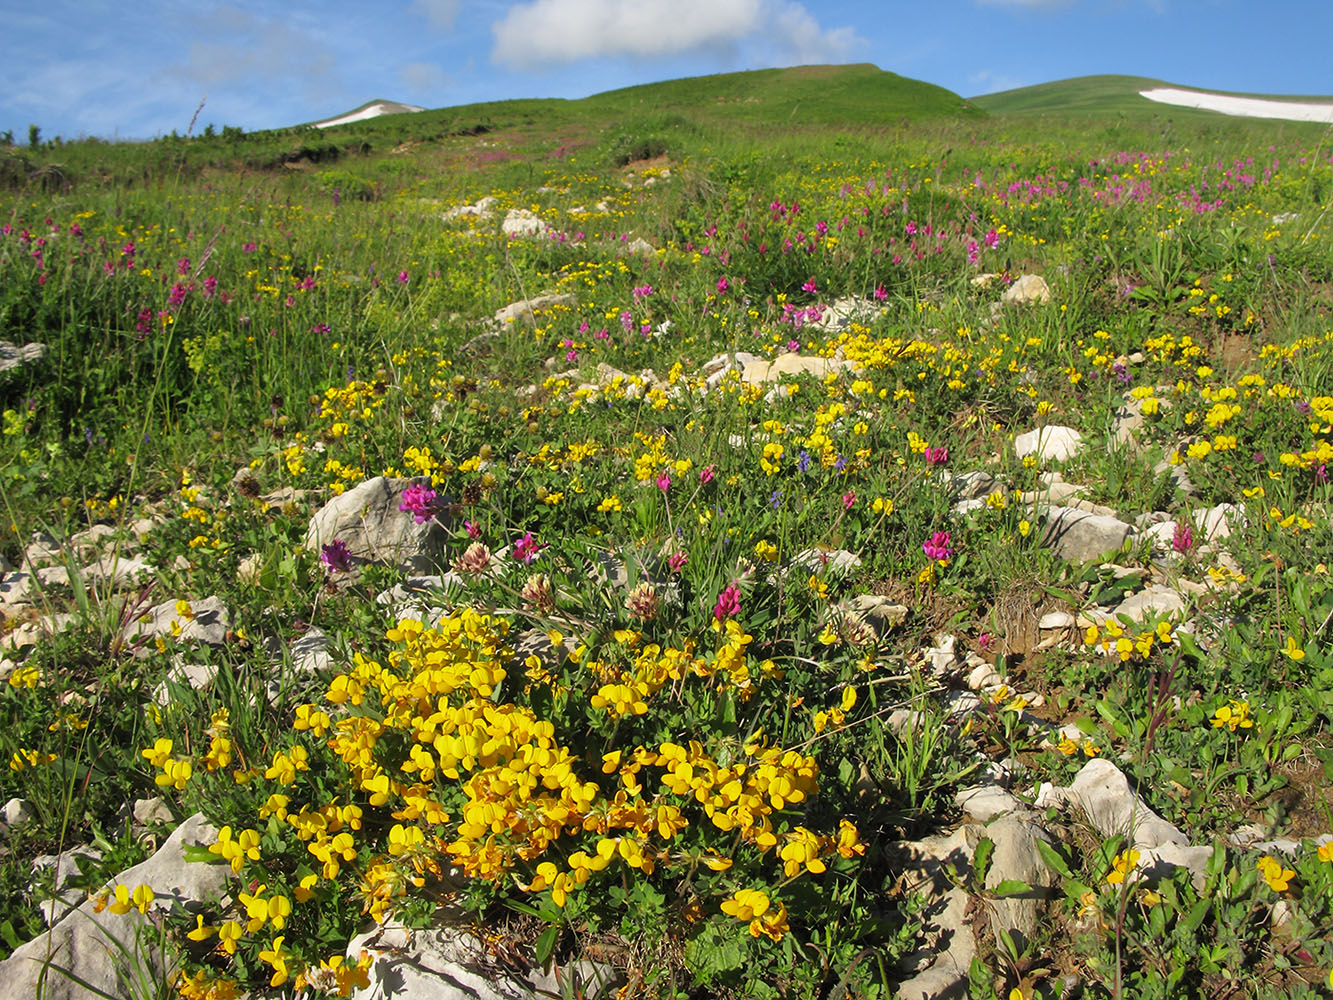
[
  {"x1": 132, "y1": 798, "x2": 175, "y2": 826},
  {"x1": 0, "y1": 341, "x2": 47, "y2": 374},
  {"x1": 984, "y1": 815, "x2": 1057, "y2": 948},
  {"x1": 0, "y1": 571, "x2": 35, "y2": 605},
  {"x1": 265, "y1": 627, "x2": 333, "y2": 702},
  {"x1": 789, "y1": 548, "x2": 861, "y2": 578},
  {"x1": 944, "y1": 470, "x2": 998, "y2": 501},
  {"x1": 1038, "y1": 611, "x2": 1075, "y2": 630},
  {"x1": 3, "y1": 797, "x2": 36, "y2": 827},
  {"x1": 1041, "y1": 506, "x2": 1135, "y2": 563},
  {"x1": 77, "y1": 554, "x2": 155, "y2": 589},
  {"x1": 32, "y1": 847, "x2": 102, "y2": 927},
  {"x1": 741, "y1": 353, "x2": 856, "y2": 385},
  {"x1": 1036, "y1": 758, "x2": 1188, "y2": 851},
  {"x1": 492, "y1": 293, "x2": 576, "y2": 328},
  {"x1": 442, "y1": 196, "x2": 496, "y2": 221},
  {"x1": 1194, "y1": 503, "x2": 1243, "y2": 543},
  {"x1": 121, "y1": 596, "x2": 229, "y2": 652},
  {"x1": 840, "y1": 595, "x2": 908, "y2": 637},
  {"x1": 346, "y1": 921, "x2": 615, "y2": 1000},
  {"x1": 891, "y1": 826, "x2": 982, "y2": 1000},
  {"x1": 0, "y1": 814, "x2": 225, "y2": 1000},
  {"x1": 151, "y1": 662, "x2": 219, "y2": 706},
  {"x1": 626, "y1": 237, "x2": 655, "y2": 255},
  {"x1": 1113, "y1": 585, "x2": 1186, "y2": 622},
  {"x1": 501, "y1": 208, "x2": 547, "y2": 237},
  {"x1": 1002, "y1": 274, "x2": 1051, "y2": 305},
  {"x1": 306, "y1": 476, "x2": 448, "y2": 576},
  {"x1": 1015, "y1": 425, "x2": 1083, "y2": 463},
  {"x1": 1, "y1": 613, "x2": 74, "y2": 656},
  {"x1": 955, "y1": 784, "x2": 1021, "y2": 821}
]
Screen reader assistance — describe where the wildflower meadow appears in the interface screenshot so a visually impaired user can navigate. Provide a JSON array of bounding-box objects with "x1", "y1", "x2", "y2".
[{"x1": 1, "y1": 68, "x2": 1332, "y2": 999}]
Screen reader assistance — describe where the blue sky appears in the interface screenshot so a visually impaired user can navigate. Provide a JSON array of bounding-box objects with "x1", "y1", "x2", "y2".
[{"x1": 4, "y1": 0, "x2": 1332, "y2": 141}]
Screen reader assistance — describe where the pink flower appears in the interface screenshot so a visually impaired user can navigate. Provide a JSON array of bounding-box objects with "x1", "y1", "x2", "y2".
[
  {"x1": 464, "y1": 520, "x2": 481, "y2": 539},
  {"x1": 924, "y1": 446, "x2": 949, "y2": 467},
  {"x1": 699, "y1": 465, "x2": 715, "y2": 485},
  {"x1": 842, "y1": 490, "x2": 856, "y2": 510},
  {"x1": 241, "y1": 242, "x2": 256, "y2": 253},
  {"x1": 320, "y1": 540, "x2": 353, "y2": 573},
  {"x1": 713, "y1": 583, "x2": 740, "y2": 623},
  {"x1": 656, "y1": 471, "x2": 671, "y2": 492},
  {"x1": 716, "y1": 277, "x2": 730, "y2": 293},
  {"x1": 398, "y1": 484, "x2": 439, "y2": 524},
  {"x1": 801, "y1": 278, "x2": 818, "y2": 293},
  {"x1": 512, "y1": 531, "x2": 546, "y2": 564},
  {"x1": 786, "y1": 340, "x2": 801, "y2": 352},
  {"x1": 873, "y1": 285, "x2": 887, "y2": 301},
  {"x1": 1172, "y1": 521, "x2": 1193, "y2": 553},
  {"x1": 922, "y1": 531, "x2": 954, "y2": 562},
  {"x1": 176, "y1": 257, "x2": 191, "y2": 275},
  {"x1": 397, "y1": 269, "x2": 409, "y2": 284},
  {"x1": 668, "y1": 551, "x2": 688, "y2": 573},
  {"x1": 984, "y1": 229, "x2": 1000, "y2": 250}
]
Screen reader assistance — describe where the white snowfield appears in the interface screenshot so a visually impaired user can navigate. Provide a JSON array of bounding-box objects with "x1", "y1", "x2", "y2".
[
  {"x1": 313, "y1": 102, "x2": 425, "y2": 129},
  {"x1": 1140, "y1": 88, "x2": 1333, "y2": 124}
]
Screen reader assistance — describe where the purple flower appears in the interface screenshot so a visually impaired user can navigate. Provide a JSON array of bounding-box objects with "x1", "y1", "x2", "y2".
[
  {"x1": 922, "y1": 531, "x2": 954, "y2": 562},
  {"x1": 398, "y1": 484, "x2": 440, "y2": 524},
  {"x1": 320, "y1": 540, "x2": 353, "y2": 573},
  {"x1": 1172, "y1": 521, "x2": 1194, "y2": 553},
  {"x1": 512, "y1": 531, "x2": 546, "y2": 564},
  {"x1": 713, "y1": 583, "x2": 740, "y2": 623}
]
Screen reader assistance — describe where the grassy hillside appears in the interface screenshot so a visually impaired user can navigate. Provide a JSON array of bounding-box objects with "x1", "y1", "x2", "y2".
[
  {"x1": 974, "y1": 73, "x2": 1333, "y2": 119},
  {"x1": 1, "y1": 65, "x2": 975, "y2": 191}
]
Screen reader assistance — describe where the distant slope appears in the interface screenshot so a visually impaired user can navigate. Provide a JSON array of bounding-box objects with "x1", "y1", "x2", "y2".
[
  {"x1": 580, "y1": 64, "x2": 979, "y2": 126},
  {"x1": 972, "y1": 74, "x2": 1333, "y2": 120},
  {"x1": 311, "y1": 99, "x2": 425, "y2": 129},
  {"x1": 301, "y1": 64, "x2": 977, "y2": 140}
]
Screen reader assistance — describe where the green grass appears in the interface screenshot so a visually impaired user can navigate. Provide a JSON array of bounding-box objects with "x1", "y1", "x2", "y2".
[
  {"x1": 2, "y1": 71, "x2": 1333, "y2": 999},
  {"x1": 973, "y1": 73, "x2": 1333, "y2": 118}
]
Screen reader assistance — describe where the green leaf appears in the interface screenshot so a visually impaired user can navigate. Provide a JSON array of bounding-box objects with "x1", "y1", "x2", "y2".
[
  {"x1": 1034, "y1": 838, "x2": 1075, "y2": 879},
  {"x1": 535, "y1": 925, "x2": 559, "y2": 968},
  {"x1": 991, "y1": 879, "x2": 1033, "y2": 897},
  {"x1": 972, "y1": 837, "x2": 994, "y2": 884}
]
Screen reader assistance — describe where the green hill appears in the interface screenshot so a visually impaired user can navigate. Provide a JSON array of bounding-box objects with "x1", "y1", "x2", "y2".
[{"x1": 972, "y1": 74, "x2": 1333, "y2": 119}]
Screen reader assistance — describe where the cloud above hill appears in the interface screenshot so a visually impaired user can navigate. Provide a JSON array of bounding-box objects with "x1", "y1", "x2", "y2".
[{"x1": 491, "y1": 0, "x2": 861, "y2": 69}]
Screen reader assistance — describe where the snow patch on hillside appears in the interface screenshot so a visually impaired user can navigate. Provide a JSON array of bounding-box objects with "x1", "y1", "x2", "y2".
[
  {"x1": 1140, "y1": 88, "x2": 1333, "y2": 124},
  {"x1": 313, "y1": 102, "x2": 425, "y2": 129}
]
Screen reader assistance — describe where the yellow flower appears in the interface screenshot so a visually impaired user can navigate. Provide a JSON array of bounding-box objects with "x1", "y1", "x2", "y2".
[
  {"x1": 1106, "y1": 848, "x2": 1140, "y2": 885},
  {"x1": 1210, "y1": 700, "x2": 1254, "y2": 732},
  {"x1": 186, "y1": 915, "x2": 216, "y2": 942},
  {"x1": 1281, "y1": 636, "x2": 1305, "y2": 661},
  {"x1": 1316, "y1": 842, "x2": 1333, "y2": 864},
  {"x1": 218, "y1": 920, "x2": 243, "y2": 955},
  {"x1": 1257, "y1": 855, "x2": 1296, "y2": 893},
  {"x1": 1018, "y1": 519, "x2": 1031, "y2": 538}
]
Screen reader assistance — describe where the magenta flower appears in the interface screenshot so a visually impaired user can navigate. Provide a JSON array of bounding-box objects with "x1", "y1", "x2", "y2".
[
  {"x1": 716, "y1": 277, "x2": 730, "y2": 293},
  {"x1": 873, "y1": 285, "x2": 887, "y2": 301},
  {"x1": 397, "y1": 269, "x2": 409, "y2": 284},
  {"x1": 320, "y1": 540, "x2": 352, "y2": 573},
  {"x1": 241, "y1": 241, "x2": 256, "y2": 253},
  {"x1": 668, "y1": 551, "x2": 688, "y2": 574},
  {"x1": 656, "y1": 471, "x2": 671, "y2": 492},
  {"x1": 699, "y1": 465, "x2": 715, "y2": 485},
  {"x1": 801, "y1": 278, "x2": 818, "y2": 293},
  {"x1": 1171, "y1": 521, "x2": 1194, "y2": 553},
  {"x1": 512, "y1": 531, "x2": 546, "y2": 564},
  {"x1": 713, "y1": 582, "x2": 740, "y2": 623},
  {"x1": 922, "y1": 531, "x2": 954, "y2": 562},
  {"x1": 924, "y1": 446, "x2": 949, "y2": 467},
  {"x1": 842, "y1": 490, "x2": 856, "y2": 510},
  {"x1": 398, "y1": 484, "x2": 440, "y2": 524}
]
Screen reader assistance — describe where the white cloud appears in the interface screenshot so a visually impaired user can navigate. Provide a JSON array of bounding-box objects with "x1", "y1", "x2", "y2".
[
  {"x1": 967, "y1": 69, "x2": 1029, "y2": 94},
  {"x1": 490, "y1": 0, "x2": 861, "y2": 69},
  {"x1": 401, "y1": 61, "x2": 449, "y2": 96},
  {"x1": 411, "y1": 0, "x2": 461, "y2": 28}
]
